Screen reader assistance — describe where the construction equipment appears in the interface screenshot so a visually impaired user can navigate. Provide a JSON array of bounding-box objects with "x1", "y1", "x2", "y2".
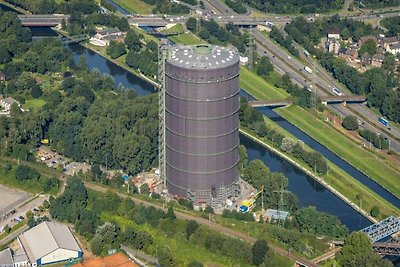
[{"x1": 239, "y1": 186, "x2": 263, "y2": 213}]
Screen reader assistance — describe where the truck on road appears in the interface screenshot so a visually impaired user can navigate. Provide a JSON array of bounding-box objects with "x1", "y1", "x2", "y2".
[{"x1": 304, "y1": 66, "x2": 312, "y2": 74}]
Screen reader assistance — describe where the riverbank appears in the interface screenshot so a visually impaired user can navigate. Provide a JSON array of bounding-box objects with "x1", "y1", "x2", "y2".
[
  {"x1": 0, "y1": 0, "x2": 29, "y2": 14},
  {"x1": 54, "y1": 29, "x2": 160, "y2": 88},
  {"x1": 239, "y1": 128, "x2": 379, "y2": 224},
  {"x1": 277, "y1": 105, "x2": 400, "y2": 200}
]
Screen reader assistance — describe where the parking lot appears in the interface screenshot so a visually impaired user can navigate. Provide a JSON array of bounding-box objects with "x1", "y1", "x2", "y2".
[{"x1": 0, "y1": 185, "x2": 31, "y2": 220}]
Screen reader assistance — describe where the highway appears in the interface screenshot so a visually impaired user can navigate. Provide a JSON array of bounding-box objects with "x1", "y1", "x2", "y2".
[{"x1": 251, "y1": 29, "x2": 400, "y2": 153}]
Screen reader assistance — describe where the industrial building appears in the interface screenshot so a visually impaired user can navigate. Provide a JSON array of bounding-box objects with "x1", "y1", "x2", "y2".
[
  {"x1": 159, "y1": 44, "x2": 241, "y2": 207},
  {"x1": 18, "y1": 221, "x2": 82, "y2": 266}
]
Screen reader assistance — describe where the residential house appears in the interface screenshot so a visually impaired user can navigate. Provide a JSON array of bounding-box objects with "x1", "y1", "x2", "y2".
[
  {"x1": 387, "y1": 43, "x2": 400, "y2": 55},
  {"x1": 361, "y1": 53, "x2": 372, "y2": 65},
  {"x1": 381, "y1": 36, "x2": 399, "y2": 50},
  {"x1": 0, "y1": 96, "x2": 19, "y2": 112},
  {"x1": 89, "y1": 28, "x2": 124, "y2": 47},
  {"x1": 327, "y1": 39, "x2": 340, "y2": 54},
  {"x1": 371, "y1": 53, "x2": 385, "y2": 67},
  {"x1": 358, "y1": 35, "x2": 378, "y2": 47},
  {"x1": 327, "y1": 28, "x2": 340, "y2": 40},
  {"x1": 344, "y1": 46, "x2": 359, "y2": 61}
]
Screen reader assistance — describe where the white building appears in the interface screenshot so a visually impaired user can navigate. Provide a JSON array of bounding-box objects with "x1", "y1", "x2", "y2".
[
  {"x1": 327, "y1": 28, "x2": 340, "y2": 40},
  {"x1": 0, "y1": 249, "x2": 13, "y2": 267},
  {"x1": 89, "y1": 28, "x2": 124, "y2": 47},
  {"x1": 18, "y1": 222, "x2": 82, "y2": 266},
  {"x1": 387, "y1": 43, "x2": 400, "y2": 55},
  {"x1": 0, "y1": 96, "x2": 19, "y2": 112}
]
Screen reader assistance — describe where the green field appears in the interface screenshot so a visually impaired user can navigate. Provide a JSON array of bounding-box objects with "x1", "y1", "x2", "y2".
[
  {"x1": 169, "y1": 32, "x2": 204, "y2": 45},
  {"x1": 113, "y1": 0, "x2": 154, "y2": 14},
  {"x1": 162, "y1": 24, "x2": 185, "y2": 34},
  {"x1": 23, "y1": 99, "x2": 46, "y2": 110},
  {"x1": 240, "y1": 67, "x2": 288, "y2": 100},
  {"x1": 277, "y1": 105, "x2": 400, "y2": 199}
]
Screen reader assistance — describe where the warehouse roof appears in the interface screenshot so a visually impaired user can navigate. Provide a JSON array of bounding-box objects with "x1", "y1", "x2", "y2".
[
  {"x1": 19, "y1": 221, "x2": 82, "y2": 262},
  {"x1": 168, "y1": 45, "x2": 239, "y2": 69},
  {"x1": 0, "y1": 248, "x2": 13, "y2": 265}
]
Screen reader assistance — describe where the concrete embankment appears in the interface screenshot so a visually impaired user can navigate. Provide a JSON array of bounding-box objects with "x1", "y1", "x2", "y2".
[{"x1": 239, "y1": 128, "x2": 378, "y2": 224}]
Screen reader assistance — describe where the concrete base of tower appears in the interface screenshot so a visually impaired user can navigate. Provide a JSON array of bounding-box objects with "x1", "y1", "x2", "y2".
[{"x1": 166, "y1": 178, "x2": 241, "y2": 209}]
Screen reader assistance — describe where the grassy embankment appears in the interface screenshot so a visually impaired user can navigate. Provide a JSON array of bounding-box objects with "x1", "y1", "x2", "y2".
[
  {"x1": 0, "y1": 158, "x2": 60, "y2": 195},
  {"x1": 88, "y1": 189, "x2": 293, "y2": 266},
  {"x1": 277, "y1": 105, "x2": 400, "y2": 199},
  {"x1": 113, "y1": 0, "x2": 154, "y2": 14},
  {"x1": 239, "y1": 68, "x2": 400, "y2": 218},
  {"x1": 163, "y1": 24, "x2": 205, "y2": 45}
]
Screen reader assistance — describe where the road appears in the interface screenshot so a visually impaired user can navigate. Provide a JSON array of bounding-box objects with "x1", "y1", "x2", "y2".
[
  {"x1": 0, "y1": 195, "x2": 48, "y2": 230},
  {"x1": 83, "y1": 181, "x2": 318, "y2": 267},
  {"x1": 251, "y1": 29, "x2": 400, "y2": 153},
  {"x1": 0, "y1": 225, "x2": 29, "y2": 246},
  {"x1": 290, "y1": 35, "x2": 400, "y2": 149}
]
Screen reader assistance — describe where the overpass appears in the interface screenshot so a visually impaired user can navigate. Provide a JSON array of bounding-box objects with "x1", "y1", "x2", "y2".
[
  {"x1": 360, "y1": 216, "x2": 400, "y2": 243},
  {"x1": 313, "y1": 217, "x2": 400, "y2": 263},
  {"x1": 320, "y1": 95, "x2": 366, "y2": 105},
  {"x1": 248, "y1": 95, "x2": 367, "y2": 108},
  {"x1": 248, "y1": 99, "x2": 293, "y2": 108},
  {"x1": 18, "y1": 14, "x2": 70, "y2": 27}
]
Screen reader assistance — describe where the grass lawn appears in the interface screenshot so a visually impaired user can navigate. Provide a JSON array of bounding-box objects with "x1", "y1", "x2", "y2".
[
  {"x1": 169, "y1": 32, "x2": 204, "y2": 45},
  {"x1": 131, "y1": 26, "x2": 159, "y2": 43},
  {"x1": 23, "y1": 99, "x2": 46, "y2": 111},
  {"x1": 113, "y1": 0, "x2": 154, "y2": 14},
  {"x1": 162, "y1": 24, "x2": 185, "y2": 34},
  {"x1": 240, "y1": 67, "x2": 289, "y2": 100},
  {"x1": 276, "y1": 105, "x2": 400, "y2": 199}
]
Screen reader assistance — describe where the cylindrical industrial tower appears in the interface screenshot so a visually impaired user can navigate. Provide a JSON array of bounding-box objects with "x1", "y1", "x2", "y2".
[{"x1": 165, "y1": 45, "x2": 240, "y2": 207}]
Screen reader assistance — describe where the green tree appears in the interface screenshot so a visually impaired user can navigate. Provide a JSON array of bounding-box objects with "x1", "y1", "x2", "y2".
[
  {"x1": 336, "y1": 232, "x2": 392, "y2": 267},
  {"x1": 158, "y1": 246, "x2": 175, "y2": 267},
  {"x1": 185, "y1": 220, "x2": 199, "y2": 239},
  {"x1": 166, "y1": 207, "x2": 176, "y2": 220},
  {"x1": 252, "y1": 239, "x2": 269, "y2": 266},
  {"x1": 140, "y1": 183, "x2": 150, "y2": 195},
  {"x1": 359, "y1": 39, "x2": 377, "y2": 56},
  {"x1": 106, "y1": 41, "x2": 127, "y2": 59},
  {"x1": 342, "y1": 115, "x2": 358, "y2": 131},
  {"x1": 370, "y1": 206, "x2": 380, "y2": 218},
  {"x1": 341, "y1": 27, "x2": 350, "y2": 40},
  {"x1": 31, "y1": 85, "x2": 42, "y2": 98},
  {"x1": 203, "y1": 205, "x2": 214, "y2": 214},
  {"x1": 238, "y1": 145, "x2": 248, "y2": 174},
  {"x1": 125, "y1": 29, "x2": 141, "y2": 52}
]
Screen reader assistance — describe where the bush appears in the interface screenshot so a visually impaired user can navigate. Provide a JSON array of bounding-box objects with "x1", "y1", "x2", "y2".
[
  {"x1": 15, "y1": 166, "x2": 40, "y2": 181},
  {"x1": 342, "y1": 115, "x2": 358, "y2": 130},
  {"x1": 370, "y1": 206, "x2": 380, "y2": 218}
]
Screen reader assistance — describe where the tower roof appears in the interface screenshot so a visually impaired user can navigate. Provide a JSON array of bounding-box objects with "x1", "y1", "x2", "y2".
[{"x1": 168, "y1": 45, "x2": 239, "y2": 69}]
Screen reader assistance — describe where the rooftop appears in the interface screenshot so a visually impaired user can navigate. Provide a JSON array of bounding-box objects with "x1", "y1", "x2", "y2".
[
  {"x1": 0, "y1": 248, "x2": 13, "y2": 265},
  {"x1": 19, "y1": 221, "x2": 82, "y2": 262},
  {"x1": 327, "y1": 28, "x2": 340, "y2": 35},
  {"x1": 168, "y1": 45, "x2": 239, "y2": 69},
  {"x1": 265, "y1": 209, "x2": 289, "y2": 220}
]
